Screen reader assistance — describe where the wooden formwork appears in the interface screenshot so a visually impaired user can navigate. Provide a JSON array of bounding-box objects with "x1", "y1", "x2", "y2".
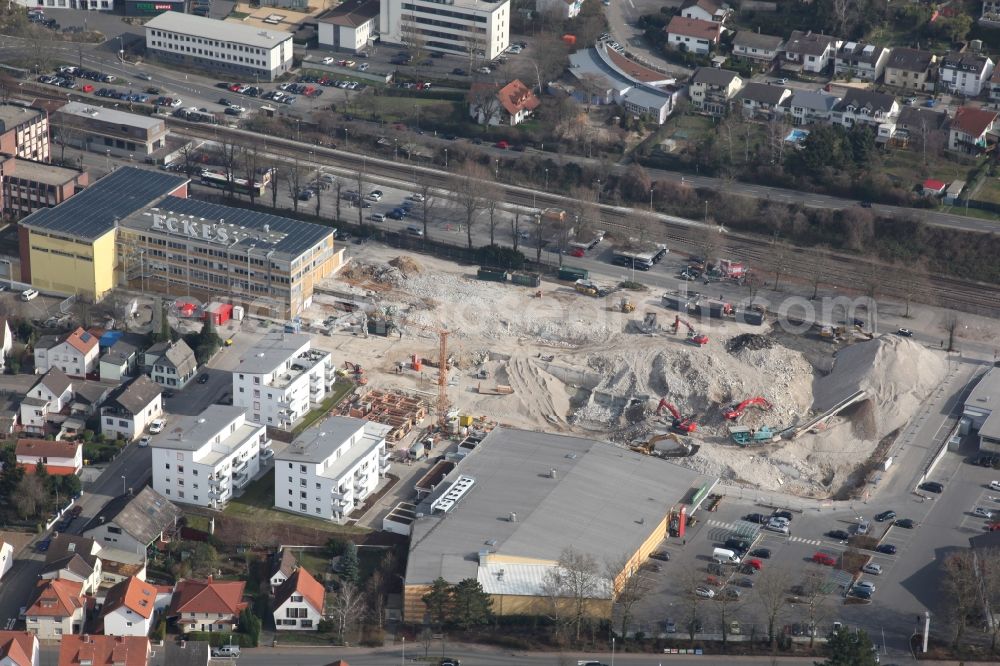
[{"x1": 341, "y1": 388, "x2": 429, "y2": 442}]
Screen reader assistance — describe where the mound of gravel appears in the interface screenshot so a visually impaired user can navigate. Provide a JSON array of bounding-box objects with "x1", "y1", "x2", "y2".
[
  {"x1": 727, "y1": 333, "x2": 773, "y2": 353},
  {"x1": 388, "y1": 255, "x2": 422, "y2": 276}
]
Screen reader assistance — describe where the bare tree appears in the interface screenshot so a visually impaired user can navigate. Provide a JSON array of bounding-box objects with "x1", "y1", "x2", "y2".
[
  {"x1": 219, "y1": 140, "x2": 241, "y2": 199},
  {"x1": 606, "y1": 554, "x2": 653, "y2": 638},
  {"x1": 715, "y1": 583, "x2": 739, "y2": 648},
  {"x1": 177, "y1": 142, "x2": 200, "y2": 177},
  {"x1": 807, "y1": 249, "x2": 832, "y2": 301},
  {"x1": 942, "y1": 311, "x2": 960, "y2": 352},
  {"x1": 566, "y1": 187, "x2": 601, "y2": 248},
  {"x1": 771, "y1": 243, "x2": 792, "y2": 291},
  {"x1": 469, "y1": 84, "x2": 502, "y2": 128},
  {"x1": 452, "y1": 165, "x2": 487, "y2": 249},
  {"x1": 366, "y1": 570, "x2": 387, "y2": 629},
  {"x1": 860, "y1": 259, "x2": 880, "y2": 314},
  {"x1": 510, "y1": 212, "x2": 522, "y2": 252},
  {"x1": 798, "y1": 567, "x2": 830, "y2": 648},
  {"x1": 900, "y1": 262, "x2": 933, "y2": 317},
  {"x1": 268, "y1": 163, "x2": 281, "y2": 209},
  {"x1": 677, "y1": 566, "x2": 705, "y2": 646},
  {"x1": 942, "y1": 550, "x2": 980, "y2": 648},
  {"x1": 533, "y1": 213, "x2": 545, "y2": 264},
  {"x1": 417, "y1": 181, "x2": 438, "y2": 241},
  {"x1": 286, "y1": 160, "x2": 303, "y2": 213},
  {"x1": 419, "y1": 627, "x2": 434, "y2": 657},
  {"x1": 355, "y1": 169, "x2": 368, "y2": 234},
  {"x1": 541, "y1": 547, "x2": 603, "y2": 644},
  {"x1": 482, "y1": 178, "x2": 505, "y2": 246},
  {"x1": 329, "y1": 581, "x2": 367, "y2": 643},
  {"x1": 242, "y1": 146, "x2": 261, "y2": 207},
  {"x1": 977, "y1": 547, "x2": 1000, "y2": 653},
  {"x1": 333, "y1": 179, "x2": 343, "y2": 223},
  {"x1": 753, "y1": 569, "x2": 788, "y2": 650},
  {"x1": 15, "y1": 475, "x2": 46, "y2": 519}
]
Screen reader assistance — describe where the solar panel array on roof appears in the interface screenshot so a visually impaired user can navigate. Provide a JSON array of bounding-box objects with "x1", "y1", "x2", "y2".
[
  {"x1": 21, "y1": 167, "x2": 188, "y2": 241},
  {"x1": 80, "y1": 332, "x2": 92, "y2": 342},
  {"x1": 153, "y1": 196, "x2": 333, "y2": 257}
]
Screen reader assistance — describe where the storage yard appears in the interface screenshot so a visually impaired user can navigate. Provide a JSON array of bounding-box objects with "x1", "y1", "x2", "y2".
[{"x1": 304, "y1": 246, "x2": 950, "y2": 501}]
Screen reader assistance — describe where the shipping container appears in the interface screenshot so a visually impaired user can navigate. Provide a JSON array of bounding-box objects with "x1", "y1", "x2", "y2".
[
  {"x1": 558, "y1": 266, "x2": 589, "y2": 281},
  {"x1": 476, "y1": 267, "x2": 509, "y2": 283},
  {"x1": 511, "y1": 272, "x2": 541, "y2": 287}
]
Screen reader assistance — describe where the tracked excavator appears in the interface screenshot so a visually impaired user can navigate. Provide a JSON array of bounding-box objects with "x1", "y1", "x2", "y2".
[
  {"x1": 670, "y1": 315, "x2": 709, "y2": 346},
  {"x1": 723, "y1": 397, "x2": 773, "y2": 421},
  {"x1": 655, "y1": 398, "x2": 698, "y2": 433}
]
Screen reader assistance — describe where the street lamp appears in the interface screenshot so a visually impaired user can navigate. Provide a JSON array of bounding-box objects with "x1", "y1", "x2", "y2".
[
  {"x1": 495, "y1": 159, "x2": 500, "y2": 179},
  {"x1": 595, "y1": 178, "x2": 601, "y2": 203},
  {"x1": 444, "y1": 148, "x2": 448, "y2": 169},
  {"x1": 121, "y1": 475, "x2": 126, "y2": 496},
  {"x1": 611, "y1": 636, "x2": 615, "y2": 666},
  {"x1": 544, "y1": 168, "x2": 549, "y2": 191},
  {"x1": 401, "y1": 636, "x2": 405, "y2": 666},
  {"x1": 649, "y1": 186, "x2": 655, "y2": 211}
]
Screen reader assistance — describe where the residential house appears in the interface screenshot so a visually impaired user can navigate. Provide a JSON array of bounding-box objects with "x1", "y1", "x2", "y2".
[
  {"x1": 948, "y1": 105, "x2": 999, "y2": 154},
  {"x1": 315, "y1": 0, "x2": 382, "y2": 52},
  {"x1": 40, "y1": 535, "x2": 102, "y2": 595},
  {"x1": 988, "y1": 66, "x2": 1000, "y2": 101},
  {"x1": 159, "y1": 640, "x2": 209, "y2": 666},
  {"x1": 922, "y1": 179, "x2": 948, "y2": 197},
  {"x1": 57, "y1": 635, "x2": 150, "y2": 666},
  {"x1": 167, "y1": 577, "x2": 247, "y2": 633},
  {"x1": 0, "y1": 541, "x2": 12, "y2": 581},
  {"x1": 734, "y1": 82, "x2": 792, "y2": 119},
  {"x1": 82, "y1": 486, "x2": 181, "y2": 557},
  {"x1": 831, "y1": 89, "x2": 898, "y2": 129},
  {"x1": 884, "y1": 48, "x2": 937, "y2": 92},
  {"x1": 468, "y1": 79, "x2": 540, "y2": 126},
  {"x1": 731, "y1": 32, "x2": 783, "y2": 68},
  {"x1": 33, "y1": 327, "x2": 99, "y2": 378},
  {"x1": 679, "y1": 0, "x2": 730, "y2": 23},
  {"x1": 688, "y1": 67, "x2": 744, "y2": 116},
  {"x1": 99, "y1": 340, "x2": 138, "y2": 383},
  {"x1": 150, "y1": 406, "x2": 267, "y2": 509},
  {"x1": 232, "y1": 333, "x2": 335, "y2": 430},
  {"x1": 893, "y1": 106, "x2": 949, "y2": 148},
  {"x1": 24, "y1": 578, "x2": 85, "y2": 639},
  {"x1": 783, "y1": 30, "x2": 840, "y2": 74},
  {"x1": 535, "y1": 0, "x2": 581, "y2": 20},
  {"x1": 834, "y1": 41, "x2": 889, "y2": 81},
  {"x1": 19, "y1": 368, "x2": 73, "y2": 435},
  {"x1": 64, "y1": 382, "x2": 112, "y2": 437},
  {"x1": 665, "y1": 16, "x2": 721, "y2": 55},
  {"x1": 0, "y1": 631, "x2": 39, "y2": 666},
  {"x1": 786, "y1": 89, "x2": 841, "y2": 125},
  {"x1": 983, "y1": 0, "x2": 1000, "y2": 25},
  {"x1": 269, "y1": 549, "x2": 298, "y2": 592},
  {"x1": 0, "y1": 319, "x2": 12, "y2": 372},
  {"x1": 100, "y1": 577, "x2": 162, "y2": 637},
  {"x1": 16, "y1": 439, "x2": 82, "y2": 476},
  {"x1": 272, "y1": 568, "x2": 325, "y2": 631},
  {"x1": 100, "y1": 376, "x2": 163, "y2": 442},
  {"x1": 143, "y1": 339, "x2": 196, "y2": 389},
  {"x1": 939, "y1": 52, "x2": 995, "y2": 97},
  {"x1": 273, "y1": 416, "x2": 391, "y2": 524}
]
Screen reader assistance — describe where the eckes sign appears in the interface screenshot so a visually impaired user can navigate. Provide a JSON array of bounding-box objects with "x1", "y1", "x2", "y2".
[{"x1": 152, "y1": 214, "x2": 232, "y2": 243}]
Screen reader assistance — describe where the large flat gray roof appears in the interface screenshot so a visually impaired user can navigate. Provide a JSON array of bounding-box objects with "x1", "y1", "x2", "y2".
[
  {"x1": 277, "y1": 416, "x2": 390, "y2": 467},
  {"x1": 237, "y1": 332, "x2": 311, "y2": 375},
  {"x1": 58, "y1": 101, "x2": 164, "y2": 131},
  {"x1": 968, "y1": 368, "x2": 1000, "y2": 441},
  {"x1": 146, "y1": 12, "x2": 293, "y2": 49},
  {"x1": 0, "y1": 103, "x2": 44, "y2": 131},
  {"x1": 406, "y1": 427, "x2": 709, "y2": 586},
  {"x1": 151, "y1": 405, "x2": 249, "y2": 452}
]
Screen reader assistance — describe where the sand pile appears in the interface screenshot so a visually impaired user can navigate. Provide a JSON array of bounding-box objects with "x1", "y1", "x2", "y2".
[{"x1": 388, "y1": 255, "x2": 422, "y2": 276}]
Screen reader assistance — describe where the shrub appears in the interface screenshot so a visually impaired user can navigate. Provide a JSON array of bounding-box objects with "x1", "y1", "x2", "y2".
[{"x1": 184, "y1": 632, "x2": 256, "y2": 648}]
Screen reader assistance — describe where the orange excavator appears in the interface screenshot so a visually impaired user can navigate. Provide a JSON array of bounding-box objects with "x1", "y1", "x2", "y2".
[
  {"x1": 655, "y1": 398, "x2": 698, "y2": 433},
  {"x1": 344, "y1": 361, "x2": 368, "y2": 385},
  {"x1": 723, "y1": 397, "x2": 772, "y2": 421},
  {"x1": 670, "y1": 315, "x2": 709, "y2": 347}
]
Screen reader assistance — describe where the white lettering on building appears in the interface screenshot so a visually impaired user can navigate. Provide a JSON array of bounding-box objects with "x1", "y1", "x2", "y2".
[{"x1": 151, "y1": 214, "x2": 232, "y2": 244}]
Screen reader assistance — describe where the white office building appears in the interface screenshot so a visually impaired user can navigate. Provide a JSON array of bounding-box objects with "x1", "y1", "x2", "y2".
[
  {"x1": 380, "y1": 0, "x2": 510, "y2": 61},
  {"x1": 150, "y1": 405, "x2": 268, "y2": 509},
  {"x1": 144, "y1": 12, "x2": 293, "y2": 82},
  {"x1": 233, "y1": 332, "x2": 336, "y2": 429},
  {"x1": 274, "y1": 416, "x2": 391, "y2": 524}
]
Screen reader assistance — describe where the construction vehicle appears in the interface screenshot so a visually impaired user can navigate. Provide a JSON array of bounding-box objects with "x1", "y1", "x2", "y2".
[
  {"x1": 630, "y1": 431, "x2": 686, "y2": 455},
  {"x1": 729, "y1": 425, "x2": 777, "y2": 446},
  {"x1": 635, "y1": 312, "x2": 659, "y2": 334},
  {"x1": 619, "y1": 298, "x2": 635, "y2": 313},
  {"x1": 723, "y1": 397, "x2": 773, "y2": 421},
  {"x1": 344, "y1": 361, "x2": 368, "y2": 385},
  {"x1": 669, "y1": 315, "x2": 709, "y2": 346},
  {"x1": 655, "y1": 398, "x2": 698, "y2": 433},
  {"x1": 574, "y1": 279, "x2": 600, "y2": 297}
]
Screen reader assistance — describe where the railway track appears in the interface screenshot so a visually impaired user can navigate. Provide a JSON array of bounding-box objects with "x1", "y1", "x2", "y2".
[{"x1": 169, "y1": 119, "x2": 1000, "y2": 318}]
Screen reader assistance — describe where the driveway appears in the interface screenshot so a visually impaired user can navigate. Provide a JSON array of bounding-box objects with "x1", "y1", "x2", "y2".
[{"x1": 604, "y1": 0, "x2": 692, "y2": 77}]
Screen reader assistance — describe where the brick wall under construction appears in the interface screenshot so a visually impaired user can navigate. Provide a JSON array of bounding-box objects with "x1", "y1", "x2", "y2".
[{"x1": 341, "y1": 388, "x2": 428, "y2": 443}]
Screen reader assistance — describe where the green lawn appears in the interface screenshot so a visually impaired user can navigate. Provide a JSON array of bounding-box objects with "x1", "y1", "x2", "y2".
[
  {"x1": 293, "y1": 548, "x2": 330, "y2": 578},
  {"x1": 967, "y1": 176, "x2": 1000, "y2": 205},
  {"x1": 291, "y1": 380, "x2": 355, "y2": 436},
  {"x1": 881, "y1": 151, "x2": 978, "y2": 189}
]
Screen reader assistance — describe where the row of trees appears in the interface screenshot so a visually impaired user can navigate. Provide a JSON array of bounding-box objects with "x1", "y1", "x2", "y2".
[{"x1": 422, "y1": 577, "x2": 494, "y2": 630}]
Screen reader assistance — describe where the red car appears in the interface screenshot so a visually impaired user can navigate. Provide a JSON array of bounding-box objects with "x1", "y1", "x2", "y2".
[
  {"x1": 990, "y1": 522, "x2": 1000, "y2": 532},
  {"x1": 81, "y1": 84, "x2": 94, "y2": 93},
  {"x1": 746, "y1": 558, "x2": 763, "y2": 570},
  {"x1": 812, "y1": 552, "x2": 836, "y2": 566},
  {"x1": 495, "y1": 140, "x2": 510, "y2": 150},
  {"x1": 569, "y1": 247, "x2": 585, "y2": 257}
]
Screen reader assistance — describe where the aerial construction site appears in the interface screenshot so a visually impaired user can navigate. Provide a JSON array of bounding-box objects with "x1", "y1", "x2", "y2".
[{"x1": 304, "y1": 245, "x2": 949, "y2": 501}]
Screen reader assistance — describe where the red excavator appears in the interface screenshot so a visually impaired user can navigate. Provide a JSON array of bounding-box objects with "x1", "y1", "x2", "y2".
[
  {"x1": 344, "y1": 361, "x2": 368, "y2": 385},
  {"x1": 723, "y1": 397, "x2": 772, "y2": 421},
  {"x1": 670, "y1": 315, "x2": 709, "y2": 346},
  {"x1": 656, "y1": 398, "x2": 698, "y2": 433}
]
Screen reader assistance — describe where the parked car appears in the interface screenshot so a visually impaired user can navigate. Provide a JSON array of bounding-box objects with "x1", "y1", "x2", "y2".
[
  {"x1": 876, "y1": 544, "x2": 897, "y2": 555},
  {"x1": 694, "y1": 586, "x2": 715, "y2": 599},
  {"x1": 149, "y1": 418, "x2": 166, "y2": 434},
  {"x1": 975, "y1": 507, "x2": 994, "y2": 519},
  {"x1": 36, "y1": 539, "x2": 51, "y2": 552},
  {"x1": 20, "y1": 288, "x2": 38, "y2": 301},
  {"x1": 138, "y1": 435, "x2": 151, "y2": 447},
  {"x1": 650, "y1": 551, "x2": 670, "y2": 562},
  {"x1": 862, "y1": 562, "x2": 883, "y2": 575},
  {"x1": 744, "y1": 513, "x2": 768, "y2": 524},
  {"x1": 895, "y1": 328, "x2": 913, "y2": 337},
  {"x1": 920, "y1": 481, "x2": 944, "y2": 493},
  {"x1": 812, "y1": 552, "x2": 836, "y2": 566},
  {"x1": 772, "y1": 510, "x2": 794, "y2": 521},
  {"x1": 197, "y1": 373, "x2": 210, "y2": 384},
  {"x1": 894, "y1": 519, "x2": 915, "y2": 529},
  {"x1": 874, "y1": 510, "x2": 896, "y2": 522},
  {"x1": 750, "y1": 548, "x2": 771, "y2": 559}
]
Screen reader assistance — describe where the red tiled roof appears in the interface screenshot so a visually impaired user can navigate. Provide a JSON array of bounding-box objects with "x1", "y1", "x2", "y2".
[
  {"x1": 101, "y1": 577, "x2": 157, "y2": 620},
  {"x1": 0, "y1": 632, "x2": 36, "y2": 666},
  {"x1": 273, "y1": 568, "x2": 325, "y2": 614},
  {"x1": 923, "y1": 179, "x2": 947, "y2": 191},
  {"x1": 26, "y1": 579, "x2": 84, "y2": 618},
  {"x1": 666, "y1": 15, "x2": 721, "y2": 41},
  {"x1": 605, "y1": 47, "x2": 670, "y2": 83},
  {"x1": 58, "y1": 635, "x2": 150, "y2": 666},
  {"x1": 16, "y1": 439, "x2": 80, "y2": 461},
  {"x1": 951, "y1": 105, "x2": 999, "y2": 137},
  {"x1": 63, "y1": 327, "x2": 98, "y2": 356},
  {"x1": 496, "y1": 79, "x2": 540, "y2": 116},
  {"x1": 169, "y1": 577, "x2": 247, "y2": 617}
]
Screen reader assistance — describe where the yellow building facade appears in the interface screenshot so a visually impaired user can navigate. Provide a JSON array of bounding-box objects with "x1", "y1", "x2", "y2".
[{"x1": 22, "y1": 227, "x2": 116, "y2": 302}]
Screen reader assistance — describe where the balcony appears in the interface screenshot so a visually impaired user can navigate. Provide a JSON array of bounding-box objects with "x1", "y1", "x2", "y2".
[
  {"x1": 331, "y1": 486, "x2": 352, "y2": 501},
  {"x1": 380, "y1": 461, "x2": 391, "y2": 475},
  {"x1": 233, "y1": 472, "x2": 250, "y2": 489}
]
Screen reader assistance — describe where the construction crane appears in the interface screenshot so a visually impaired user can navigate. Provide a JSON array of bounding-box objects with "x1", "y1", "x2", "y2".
[
  {"x1": 670, "y1": 315, "x2": 709, "y2": 346},
  {"x1": 723, "y1": 397, "x2": 773, "y2": 421},
  {"x1": 396, "y1": 317, "x2": 452, "y2": 429},
  {"x1": 655, "y1": 398, "x2": 698, "y2": 433}
]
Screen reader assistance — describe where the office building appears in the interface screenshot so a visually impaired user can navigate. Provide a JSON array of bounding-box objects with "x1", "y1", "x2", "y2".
[
  {"x1": 0, "y1": 103, "x2": 49, "y2": 162},
  {"x1": 379, "y1": 0, "x2": 510, "y2": 61},
  {"x1": 52, "y1": 102, "x2": 167, "y2": 159},
  {"x1": 0, "y1": 156, "x2": 87, "y2": 219}
]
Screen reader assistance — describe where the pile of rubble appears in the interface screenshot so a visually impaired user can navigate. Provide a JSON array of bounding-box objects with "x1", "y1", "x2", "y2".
[
  {"x1": 726, "y1": 333, "x2": 773, "y2": 353},
  {"x1": 388, "y1": 255, "x2": 423, "y2": 276},
  {"x1": 341, "y1": 260, "x2": 406, "y2": 287}
]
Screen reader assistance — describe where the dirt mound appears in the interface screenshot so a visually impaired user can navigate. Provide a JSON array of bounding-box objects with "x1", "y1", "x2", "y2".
[
  {"x1": 341, "y1": 260, "x2": 405, "y2": 287},
  {"x1": 727, "y1": 333, "x2": 773, "y2": 353},
  {"x1": 389, "y1": 255, "x2": 422, "y2": 276}
]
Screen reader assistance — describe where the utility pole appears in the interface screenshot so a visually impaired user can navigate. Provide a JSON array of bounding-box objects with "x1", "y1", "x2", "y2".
[{"x1": 922, "y1": 611, "x2": 930, "y2": 653}]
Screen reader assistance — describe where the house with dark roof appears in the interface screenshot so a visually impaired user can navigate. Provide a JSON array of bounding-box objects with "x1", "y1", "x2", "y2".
[
  {"x1": 33, "y1": 327, "x2": 99, "y2": 378},
  {"x1": 834, "y1": 41, "x2": 889, "y2": 81},
  {"x1": 831, "y1": 89, "x2": 899, "y2": 129},
  {"x1": 680, "y1": 0, "x2": 730, "y2": 23},
  {"x1": 16, "y1": 438, "x2": 82, "y2": 476},
  {"x1": 58, "y1": 635, "x2": 151, "y2": 666},
  {"x1": 689, "y1": 67, "x2": 744, "y2": 116},
  {"x1": 893, "y1": 106, "x2": 949, "y2": 147},
  {"x1": 143, "y1": 339, "x2": 196, "y2": 389},
  {"x1": 273, "y1": 568, "x2": 325, "y2": 631},
  {"x1": 100, "y1": 376, "x2": 163, "y2": 442},
  {"x1": 666, "y1": 16, "x2": 721, "y2": 55},
  {"x1": 0, "y1": 631, "x2": 38, "y2": 666},
  {"x1": 156, "y1": 640, "x2": 209, "y2": 666},
  {"x1": 100, "y1": 339, "x2": 138, "y2": 383},
  {"x1": 270, "y1": 549, "x2": 298, "y2": 592},
  {"x1": 732, "y1": 31, "x2": 784, "y2": 67},
  {"x1": 25, "y1": 578, "x2": 85, "y2": 639},
  {"x1": 40, "y1": 534, "x2": 103, "y2": 594},
  {"x1": 101, "y1": 576, "x2": 165, "y2": 636},
  {"x1": 949, "y1": 105, "x2": 999, "y2": 154},
  {"x1": 19, "y1": 367, "x2": 73, "y2": 434},
  {"x1": 786, "y1": 89, "x2": 841, "y2": 126},
  {"x1": 468, "y1": 79, "x2": 540, "y2": 126},
  {"x1": 939, "y1": 52, "x2": 995, "y2": 96},
  {"x1": 884, "y1": 48, "x2": 937, "y2": 91},
  {"x1": 316, "y1": 0, "x2": 379, "y2": 54},
  {"x1": 82, "y1": 486, "x2": 181, "y2": 556},
  {"x1": 168, "y1": 577, "x2": 248, "y2": 632},
  {"x1": 783, "y1": 30, "x2": 841, "y2": 74},
  {"x1": 735, "y1": 82, "x2": 792, "y2": 119}
]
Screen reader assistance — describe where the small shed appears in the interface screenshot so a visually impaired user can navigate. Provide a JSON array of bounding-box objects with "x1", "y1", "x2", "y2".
[
  {"x1": 922, "y1": 178, "x2": 947, "y2": 197},
  {"x1": 944, "y1": 179, "x2": 966, "y2": 205},
  {"x1": 202, "y1": 302, "x2": 233, "y2": 326}
]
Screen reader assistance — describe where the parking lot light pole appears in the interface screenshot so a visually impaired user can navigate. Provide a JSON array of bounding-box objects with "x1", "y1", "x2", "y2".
[{"x1": 611, "y1": 636, "x2": 615, "y2": 666}]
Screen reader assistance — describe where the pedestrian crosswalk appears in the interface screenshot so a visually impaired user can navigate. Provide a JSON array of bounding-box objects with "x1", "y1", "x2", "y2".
[
  {"x1": 788, "y1": 535, "x2": 821, "y2": 546},
  {"x1": 707, "y1": 518, "x2": 734, "y2": 529},
  {"x1": 706, "y1": 519, "x2": 821, "y2": 545}
]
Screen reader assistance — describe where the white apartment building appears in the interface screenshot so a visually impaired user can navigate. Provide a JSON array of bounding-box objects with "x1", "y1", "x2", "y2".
[
  {"x1": 150, "y1": 405, "x2": 268, "y2": 509},
  {"x1": 380, "y1": 0, "x2": 510, "y2": 61},
  {"x1": 145, "y1": 12, "x2": 293, "y2": 82},
  {"x1": 939, "y1": 51, "x2": 995, "y2": 97},
  {"x1": 274, "y1": 416, "x2": 391, "y2": 524},
  {"x1": 233, "y1": 332, "x2": 335, "y2": 430}
]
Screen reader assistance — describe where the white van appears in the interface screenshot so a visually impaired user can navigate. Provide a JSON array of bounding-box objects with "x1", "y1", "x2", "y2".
[
  {"x1": 370, "y1": 212, "x2": 386, "y2": 223},
  {"x1": 712, "y1": 547, "x2": 741, "y2": 564},
  {"x1": 20, "y1": 288, "x2": 38, "y2": 302},
  {"x1": 406, "y1": 225, "x2": 424, "y2": 237}
]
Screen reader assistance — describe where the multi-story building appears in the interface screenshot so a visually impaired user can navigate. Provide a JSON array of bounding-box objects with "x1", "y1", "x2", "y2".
[
  {"x1": 783, "y1": 30, "x2": 840, "y2": 74},
  {"x1": 983, "y1": 0, "x2": 1000, "y2": 24},
  {"x1": 99, "y1": 339, "x2": 138, "y2": 382},
  {"x1": 734, "y1": 82, "x2": 792, "y2": 119},
  {"x1": 100, "y1": 577, "x2": 161, "y2": 637},
  {"x1": 150, "y1": 405, "x2": 268, "y2": 509},
  {"x1": 731, "y1": 32, "x2": 783, "y2": 68},
  {"x1": 58, "y1": 635, "x2": 151, "y2": 666},
  {"x1": 939, "y1": 51, "x2": 995, "y2": 97},
  {"x1": 0, "y1": 103, "x2": 49, "y2": 162},
  {"x1": 834, "y1": 41, "x2": 889, "y2": 81},
  {"x1": 40, "y1": 535, "x2": 103, "y2": 595},
  {"x1": 100, "y1": 375, "x2": 163, "y2": 442},
  {"x1": 20, "y1": 368, "x2": 73, "y2": 435},
  {"x1": 24, "y1": 579, "x2": 85, "y2": 639},
  {"x1": 233, "y1": 332, "x2": 335, "y2": 429},
  {"x1": 34, "y1": 327, "x2": 99, "y2": 378},
  {"x1": 168, "y1": 577, "x2": 247, "y2": 633},
  {"x1": 536, "y1": 0, "x2": 580, "y2": 19},
  {"x1": 665, "y1": 16, "x2": 721, "y2": 55},
  {"x1": 831, "y1": 89, "x2": 899, "y2": 129},
  {"x1": 379, "y1": 0, "x2": 510, "y2": 61},
  {"x1": 274, "y1": 416, "x2": 391, "y2": 524},
  {"x1": 317, "y1": 0, "x2": 380, "y2": 53},
  {"x1": 145, "y1": 12, "x2": 293, "y2": 82},
  {"x1": 786, "y1": 89, "x2": 841, "y2": 126},
  {"x1": 884, "y1": 48, "x2": 937, "y2": 92},
  {"x1": 52, "y1": 103, "x2": 167, "y2": 159},
  {"x1": 82, "y1": 486, "x2": 181, "y2": 556},
  {"x1": 272, "y1": 568, "x2": 324, "y2": 631},
  {"x1": 16, "y1": 439, "x2": 82, "y2": 476},
  {"x1": 688, "y1": 67, "x2": 744, "y2": 116},
  {"x1": 143, "y1": 339, "x2": 197, "y2": 390},
  {"x1": 0, "y1": 631, "x2": 38, "y2": 666},
  {"x1": 949, "y1": 105, "x2": 999, "y2": 154},
  {"x1": 0, "y1": 156, "x2": 87, "y2": 220}
]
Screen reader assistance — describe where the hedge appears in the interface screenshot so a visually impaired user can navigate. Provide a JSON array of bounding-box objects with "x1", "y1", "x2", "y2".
[{"x1": 184, "y1": 631, "x2": 255, "y2": 648}]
